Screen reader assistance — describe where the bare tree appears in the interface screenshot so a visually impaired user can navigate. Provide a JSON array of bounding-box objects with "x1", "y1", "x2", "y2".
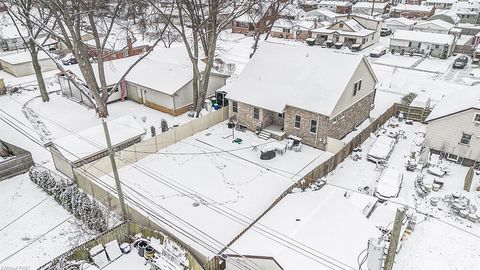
[
  {"x1": 149, "y1": 0, "x2": 256, "y2": 117},
  {"x1": 3, "y1": 0, "x2": 54, "y2": 102},
  {"x1": 249, "y1": 0, "x2": 290, "y2": 58}
]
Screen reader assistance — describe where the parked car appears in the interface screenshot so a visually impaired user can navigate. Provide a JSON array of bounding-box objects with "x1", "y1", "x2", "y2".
[
  {"x1": 375, "y1": 168, "x2": 403, "y2": 201},
  {"x1": 453, "y1": 55, "x2": 468, "y2": 69},
  {"x1": 370, "y1": 46, "x2": 387, "y2": 58},
  {"x1": 367, "y1": 135, "x2": 396, "y2": 164},
  {"x1": 380, "y1": 28, "x2": 392, "y2": 37},
  {"x1": 61, "y1": 53, "x2": 77, "y2": 65}
]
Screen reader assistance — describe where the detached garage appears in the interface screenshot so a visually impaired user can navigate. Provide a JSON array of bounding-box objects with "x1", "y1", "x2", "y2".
[
  {"x1": 60, "y1": 47, "x2": 228, "y2": 116},
  {"x1": 0, "y1": 51, "x2": 57, "y2": 77}
]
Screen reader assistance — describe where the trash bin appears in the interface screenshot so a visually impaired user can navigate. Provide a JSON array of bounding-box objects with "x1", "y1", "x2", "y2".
[{"x1": 137, "y1": 241, "x2": 148, "y2": 257}]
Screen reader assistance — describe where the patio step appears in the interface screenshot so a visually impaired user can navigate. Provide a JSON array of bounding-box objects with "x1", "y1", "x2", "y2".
[
  {"x1": 258, "y1": 130, "x2": 271, "y2": 140},
  {"x1": 70, "y1": 96, "x2": 81, "y2": 103}
]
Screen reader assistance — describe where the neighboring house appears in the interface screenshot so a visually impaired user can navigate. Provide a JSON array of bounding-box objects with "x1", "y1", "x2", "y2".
[
  {"x1": 0, "y1": 51, "x2": 57, "y2": 77},
  {"x1": 391, "y1": 4, "x2": 435, "y2": 19},
  {"x1": 85, "y1": 35, "x2": 150, "y2": 61},
  {"x1": 412, "y1": 19, "x2": 455, "y2": 34},
  {"x1": 352, "y1": 2, "x2": 390, "y2": 16},
  {"x1": 311, "y1": 19, "x2": 378, "y2": 49},
  {"x1": 384, "y1": 17, "x2": 417, "y2": 32},
  {"x1": 457, "y1": 23, "x2": 480, "y2": 36},
  {"x1": 226, "y1": 42, "x2": 378, "y2": 151},
  {"x1": 305, "y1": 8, "x2": 343, "y2": 23},
  {"x1": 450, "y1": 1, "x2": 480, "y2": 24},
  {"x1": 0, "y1": 24, "x2": 28, "y2": 51},
  {"x1": 336, "y1": 14, "x2": 384, "y2": 31},
  {"x1": 317, "y1": 1, "x2": 353, "y2": 14},
  {"x1": 428, "y1": 10, "x2": 461, "y2": 25},
  {"x1": 300, "y1": 0, "x2": 319, "y2": 11},
  {"x1": 50, "y1": 116, "x2": 145, "y2": 179},
  {"x1": 231, "y1": 1, "x2": 285, "y2": 34},
  {"x1": 59, "y1": 47, "x2": 227, "y2": 116},
  {"x1": 405, "y1": 0, "x2": 422, "y2": 5},
  {"x1": 425, "y1": 0, "x2": 456, "y2": 10},
  {"x1": 225, "y1": 185, "x2": 380, "y2": 270},
  {"x1": 454, "y1": 34, "x2": 475, "y2": 54},
  {"x1": 270, "y1": 19, "x2": 315, "y2": 40},
  {"x1": 425, "y1": 85, "x2": 480, "y2": 166},
  {"x1": 389, "y1": 30, "x2": 455, "y2": 58}
]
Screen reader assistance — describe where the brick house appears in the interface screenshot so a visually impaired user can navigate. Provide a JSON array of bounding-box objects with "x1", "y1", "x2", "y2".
[
  {"x1": 391, "y1": 4, "x2": 435, "y2": 19},
  {"x1": 232, "y1": 0, "x2": 289, "y2": 34},
  {"x1": 85, "y1": 36, "x2": 150, "y2": 61},
  {"x1": 226, "y1": 42, "x2": 377, "y2": 151},
  {"x1": 270, "y1": 19, "x2": 315, "y2": 40}
]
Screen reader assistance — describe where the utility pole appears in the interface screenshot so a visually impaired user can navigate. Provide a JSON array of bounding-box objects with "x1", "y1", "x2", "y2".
[
  {"x1": 102, "y1": 119, "x2": 128, "y2": 220},
  {"x1": 384, "y1": 207, "x2": 405, "y2": 270}
]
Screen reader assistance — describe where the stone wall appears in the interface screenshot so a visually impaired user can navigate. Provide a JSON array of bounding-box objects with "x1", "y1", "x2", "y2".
[
  {"x1": 327, "y1": 91, "x2": 375, "y2": 140},
  {"x1": 283, "y1": 106, "x2": 328, "y2": 150}
]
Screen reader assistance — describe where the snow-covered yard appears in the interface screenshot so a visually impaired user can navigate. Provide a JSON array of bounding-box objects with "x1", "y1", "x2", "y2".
[
  {"x1": 27, "y1": 93, "x2": 192, "y2": 140},
  {"x1": 0, "y1": 173, "x2": 93, "y2": 268},
  {"x1": 319, "y1": 119, "x2": 480, "y2": 269},
  {"x1": 372, "y1": 54, "x2": 421, "y2": 68},
  {"x1": 98, "y1": 122, "x2": 331, "y2": 258}
]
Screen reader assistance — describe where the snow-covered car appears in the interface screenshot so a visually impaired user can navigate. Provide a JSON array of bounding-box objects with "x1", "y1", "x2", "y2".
[
  {"x1": 370, "y1": 46, "x2": 387, "y2": 58},
  {"x1": 61, "y1": 53, "x2": 77, "y2": 65},
  {"x1": 374, "y1": 168, "x2": 403, "y2": 201},
  {"x1": 367, "y1": 135, "x2": 396, "y2": 164},
  {"x1": 453, "y1": 55, "x2": 468, "y2": 69},
  {"x1": 380, "y1": 28, "x2": 392, "y2": 36}
]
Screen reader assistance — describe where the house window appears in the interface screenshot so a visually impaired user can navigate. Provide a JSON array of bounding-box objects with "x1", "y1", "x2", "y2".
[
  {"x1": 282, "y1": 28, "x2": 290, "y2": 33},
  {"x1": 353, "y1": 80, "x2": 362, "y2": 96},
  {"x1": 339, "y1": 22, "x2": 344, "y2": 28},
  {"x1": 232, "y1": 101, "x2": 238, "y2": 113},
  {"x1": 310, "y1": 120, "x2": 317, "y2": 133},
  {"x1": 474, "y1": 113, "x2": 480, "y2": 123},
  {"x1": 295, "y1": 115, "x2": 301, "y2": 128},
  {"x1": 435, "y1": 44, "x2": 440, "y2": 49},
  {"x1": 253, "y1": 107, "x2": 260, "y2": 119},
  {"x1": 278, "y1": 113, "x2": 284, "y2": 118},
  {"x1": 460, "y1": 133, "x2": 472, "y2": 145}
]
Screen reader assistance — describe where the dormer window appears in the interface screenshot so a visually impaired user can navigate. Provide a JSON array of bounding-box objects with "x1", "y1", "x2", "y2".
[{"x1": 339, "y1": 23, "x2": 344, "y2": 28}]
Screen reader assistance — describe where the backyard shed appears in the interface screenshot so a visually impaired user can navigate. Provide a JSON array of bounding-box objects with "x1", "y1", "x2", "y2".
[{"x1": 0, "y1": 51, "x2": 57, "y2": 77}]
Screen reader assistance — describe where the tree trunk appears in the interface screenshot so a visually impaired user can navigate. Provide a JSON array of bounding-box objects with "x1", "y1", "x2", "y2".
[
  {"x1": 30, "y1": 43, "x2": 49, "y2": 102},
  {"x1": 195, "y1": 32, "x2": 218, "y2": 117}
]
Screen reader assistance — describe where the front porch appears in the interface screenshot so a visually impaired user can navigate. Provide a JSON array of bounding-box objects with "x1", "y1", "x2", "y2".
[{"x1": 263, "y1": 124, "x2": 286, "y2": 140}]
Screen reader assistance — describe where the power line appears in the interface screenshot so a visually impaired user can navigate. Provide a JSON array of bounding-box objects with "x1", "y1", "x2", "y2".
[
  {"x1": 1, "y1": 106, "x2": 351, "y2": 269},
  {"x1": 0, "y1": 196, "x2": 51, "y2": 232},
  {"x1": 9, "y1": 108, "x2": 352, "y2": 270},
  {"x1": 0, "y1": 109, "x2": 264, "y2": 270}
]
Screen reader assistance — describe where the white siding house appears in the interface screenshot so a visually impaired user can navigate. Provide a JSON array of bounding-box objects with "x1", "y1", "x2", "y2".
[
  {"x1": 384, "y1": 17, "x2": 416, "y2": 32},
  {"x1": 389, "y1": 30, "x2": 455, "y2": 58},
  {"x1": 412, "y1": 19, "x2": 455, "y2": 34},
  {"x1": 425, "y1": 85, "x2": 480, "y2": 165}
]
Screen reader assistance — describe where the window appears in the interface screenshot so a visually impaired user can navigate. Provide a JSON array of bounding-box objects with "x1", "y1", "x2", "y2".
[
  {"x1": 435, "y1": 44, "x2": 440, "y2": 49},
  {"x1": 123, "y1": 51, "x2": 129, "y2": 57},
  {"x1": 278, "y1": 113, "x2": 284, "y2": 118},
  {"x1": 232, "y1": 101, "x2": 238, "y2": 113},
  {"x1": 253, "y1": 107, "x2": 260, "y2": 119},
  {"x1": 353, "y1": 80, "x2": 362, "y2": 96},
  {"x1": 295, "y1": 115, "x2": 301, "y2": 128},
  {"x1": 282, "y1": 28, "x2": 290, "y2": 33},
  {"x1": 339, "y1": 23, "x2": 344, "y2": 28},
  {"x1": 474, "y1": 113, "x2": 480, "y2": 123},
  {"x1": 310, "y1": 120, "x2": 317, "y2": 133},
  {"x1": 460, "y1": 133, "x2": 472, "y2": 145}
]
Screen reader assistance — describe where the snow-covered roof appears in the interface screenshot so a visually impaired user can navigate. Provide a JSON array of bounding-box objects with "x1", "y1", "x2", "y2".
[
  {"x1": 227, "y1": 42, "x2": 374, "y2": 116},
  {"x1": 312, "y1": 19, "x2": 375, "y2": 37},
  {"x1": 392, "y1": 4, "x2": 434, "y2": 12},
  {"x1": 385, "y1": 17, "x2": 417, "y2": 26},
  {"x1": 319, "y1": 0, "x2": 352, "y2": 6},
  {"x1": 415, "y1": 19, "x2": 455, "y2": 30},
  {"x1": 0, "y1": 51, "x2": 53, "y2": 65},
  {"x1": 430, "y1": 10, "x2": 461, "y2": 24},
  {"x1": 426, "y1": 0, "x2": 456, "y2": 4},
  {"x1": 228, "y1": 185, "x2": 380, "y2": 270},
  {"x1": 426, "y1": 84, "x2": 480, "y2": 122},
  {"x1": 53, "y1": 115, "x2": 145, "y2": 164},
  {"x1": 0, "y1": 23, "x2": 28, "y2": 39},
  {"x1": 306, "y1": 8, "x2": 341, "y2": 19},
  {"x1": 273, "y1": 19, "x2": 316, "y2": 30},
  {"x1": 456, "y1": 34, "x2": 474, "y2": 45},
  {"x1": 354, "y1": 2, "x2": 389, "y2": 8},
  {"x1": 391, "y1": 30, "x2": 455, "y2": 45},
  {"x1": 66, "y1": 47, "x2": 210, "y2": 96}
]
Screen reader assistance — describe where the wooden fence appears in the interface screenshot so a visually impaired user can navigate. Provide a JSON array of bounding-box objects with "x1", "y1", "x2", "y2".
[{"x1": 394, "y1": 103, "x2": 432, "y2": 123}]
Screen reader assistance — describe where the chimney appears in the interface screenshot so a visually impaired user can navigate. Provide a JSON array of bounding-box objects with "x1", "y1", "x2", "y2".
[{"x1": 127, "y1": 37, "x2": 133, "y2": 57}]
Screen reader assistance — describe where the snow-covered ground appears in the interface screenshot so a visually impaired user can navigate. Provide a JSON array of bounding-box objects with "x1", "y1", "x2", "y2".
[
  {"x1": 0, "y1": 174, "x2": 94, "y2": 268},
  {"x1": 27, "y1": 93, "x2": 192, "y2": 140},
  {"x1": 318, "y1": 119, "x2": 480, "y2": 269},
  {"x1": 97, "y1": 122, "x2": 331, "y2": 258}
]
